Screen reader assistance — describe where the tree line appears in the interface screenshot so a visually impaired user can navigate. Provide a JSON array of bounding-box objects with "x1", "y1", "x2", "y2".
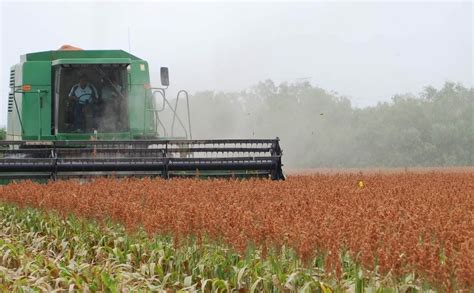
[{"x1": 189, "y1": 81, "x2": 472, "y2": 168}]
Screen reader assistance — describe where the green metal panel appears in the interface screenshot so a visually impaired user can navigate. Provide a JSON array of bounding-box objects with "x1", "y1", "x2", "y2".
[
  {"x1": 129, "y1": 61, "x2": 150, "y2": 84},
  {"x1": 21, "y1": 61, "x2": 52, "y2": 139},
  {"x1": 52, "y1": 58, "x2": 131, "y2": 65},
  {"x1": 23, "y1": 61, "x2": 51, "y2": 84},
  {"x1": 25, "y1": 50, "x2": 141, "y2": 62},
  {"x1": 127, "y1": 60, "x2": 152, "y2": 136}
]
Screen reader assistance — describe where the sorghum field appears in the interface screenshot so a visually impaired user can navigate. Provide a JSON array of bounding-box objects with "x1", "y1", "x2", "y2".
[{"x1": 0, "y1": 171, "x2": 472, "y2": 291}]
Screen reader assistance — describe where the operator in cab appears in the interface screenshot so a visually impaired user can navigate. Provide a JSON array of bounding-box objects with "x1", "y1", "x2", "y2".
[{"x1": 68, "y1": 74, "x2": 99, "y2": 132}]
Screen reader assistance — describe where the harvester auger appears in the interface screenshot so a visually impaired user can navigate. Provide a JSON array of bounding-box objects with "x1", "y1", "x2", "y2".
[{"x1": 1, "y1": 48, "x2": 284, "y2": 183}]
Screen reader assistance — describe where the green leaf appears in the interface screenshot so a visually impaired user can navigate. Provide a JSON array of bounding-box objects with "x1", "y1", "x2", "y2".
[
  {"x1": 320, "y1": 282, "x2": 333, "y2": 293},
  {"x1": 237, "y1": 266, "x2": 247, "y2": 288},
  {"x1": 100, "y1": 271, "x2": 118, "y2": 293},
  {"x1": 212, "y1": 278, "x2": 227, "y2": 291},
  {"x1": 250, "y1": 277, "x2": 264, "y2": 293},
  {"x1": 183, "y1": 275, "x2": 193, "y2": 287}
]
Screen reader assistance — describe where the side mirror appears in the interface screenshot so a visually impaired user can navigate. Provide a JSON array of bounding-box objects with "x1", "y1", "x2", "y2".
[{"x1": 160, "y1": 67, "x2": 169, "y2": 87}]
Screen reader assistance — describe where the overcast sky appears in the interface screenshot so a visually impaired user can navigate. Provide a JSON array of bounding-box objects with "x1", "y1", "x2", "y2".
[{"x1": 0, "y1": 1, "x2": 472, "y2": 126}]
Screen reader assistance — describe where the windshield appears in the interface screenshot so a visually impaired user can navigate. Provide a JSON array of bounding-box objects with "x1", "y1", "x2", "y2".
[{"x1": 54, "y1": 64, "x2": 129, "y2": 134}]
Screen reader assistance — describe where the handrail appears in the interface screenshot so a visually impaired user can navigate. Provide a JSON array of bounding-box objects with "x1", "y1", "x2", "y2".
[
  {"x1": 152, "y1": 89, "x2": 166, "y2": 112},
  {"x1": 148, "y1": 87, "x2": 190, "y2": 139},
  {"x1": 171, "y1": 90, "x2": 192, "y2": 139},
  {"x1": 150, "y1": 89, "x2": 167, "y2": 136},
  {"x1": 163, "y1": 95, "x2": 188, "y2": 138},
  {"x1": 11, "y1": 91, "x2": 25, "y2": 135}
]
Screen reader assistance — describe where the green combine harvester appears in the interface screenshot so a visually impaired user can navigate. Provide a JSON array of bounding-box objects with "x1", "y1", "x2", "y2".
[{"x1": 0, "y1": 47, "x2": 284, "y2": 183}]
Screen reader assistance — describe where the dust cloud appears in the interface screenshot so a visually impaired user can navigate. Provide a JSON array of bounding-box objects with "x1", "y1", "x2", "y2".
[{"x1": 165, "y1": 80, "x2": 472, "y2": 169}]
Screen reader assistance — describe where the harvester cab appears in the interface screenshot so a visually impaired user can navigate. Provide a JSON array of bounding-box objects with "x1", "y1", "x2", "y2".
[{"x1": 1, "y1": 48, "x2": 284, "y2": 182}]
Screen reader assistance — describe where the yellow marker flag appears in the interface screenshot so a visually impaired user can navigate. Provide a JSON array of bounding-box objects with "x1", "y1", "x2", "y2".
[{"x1": 358, "y1": 180, "x2": 365, "y2": 189}]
